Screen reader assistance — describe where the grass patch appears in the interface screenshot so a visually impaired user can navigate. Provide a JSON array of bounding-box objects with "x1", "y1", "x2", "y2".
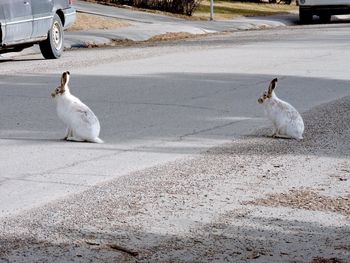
[{"x1": 193, "y1": 0, "x2": 297, "y2": 20}]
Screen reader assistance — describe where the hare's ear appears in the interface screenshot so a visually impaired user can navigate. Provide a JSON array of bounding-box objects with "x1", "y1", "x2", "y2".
[
  {"x1": 61, "y1": 71, "x2": 70, "y2": 87},
  {"x1": 267, "y1": 78, "x2": 278, "y2": 98}
]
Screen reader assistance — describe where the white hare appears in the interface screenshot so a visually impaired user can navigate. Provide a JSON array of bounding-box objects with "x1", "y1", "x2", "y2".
[
  {"x1": 51, "y1": 71, "x2": 103, "y2": 143},
  {"x1": 258, "y1": 78, "x2": 304, "y2": 140}
]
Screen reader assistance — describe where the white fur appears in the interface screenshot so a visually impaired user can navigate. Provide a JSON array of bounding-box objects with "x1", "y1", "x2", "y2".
[
  {"x1": 53, "y1": 73, "x2": 103, "y2": 143},
  {"x1": 262, "y1": 91, "x2": 304, "y2": 140}
]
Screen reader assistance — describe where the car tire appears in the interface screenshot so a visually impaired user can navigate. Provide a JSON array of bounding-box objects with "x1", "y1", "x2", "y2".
[
  {"x1": 299, "y1": 8, "x2": 313, "y2": 24},
  {"x1": 39, "y1": 14, "x2": 64, "y2": 59}
]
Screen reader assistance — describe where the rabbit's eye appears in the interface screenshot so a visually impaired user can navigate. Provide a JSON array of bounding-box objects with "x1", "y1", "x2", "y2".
[{"x1": 56, "y1": 88, "x2": 60, "y2": 93}]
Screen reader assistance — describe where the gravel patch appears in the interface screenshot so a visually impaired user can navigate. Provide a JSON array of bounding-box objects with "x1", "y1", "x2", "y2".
[
  {"x1": 245, "y1": 190, "x2": 350, "y2": 218},
  {"x1": 0, "y1": 96, "x2": 349, "y2": 262}
]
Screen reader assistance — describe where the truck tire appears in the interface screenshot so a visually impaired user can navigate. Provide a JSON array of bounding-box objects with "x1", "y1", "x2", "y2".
[
  {"x1": 299, "y1": 8, "x2": 313, "y2": 24},
  {"x1": 39, "y1": 13, "x2": 64, "y2": 59}
]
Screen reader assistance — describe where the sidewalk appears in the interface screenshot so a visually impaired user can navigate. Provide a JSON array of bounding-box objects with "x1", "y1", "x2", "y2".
[{"x1": 66, "y1": 0, "x2": 294, "y2": 48}]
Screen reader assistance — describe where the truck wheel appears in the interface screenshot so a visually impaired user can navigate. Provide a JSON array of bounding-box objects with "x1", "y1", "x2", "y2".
[
  {"x1": 39, "y1": 14, "x2": 64, "y2": 59},
  {"x1": 299, "y1": 8, "x2": 313, "y2": 24}
]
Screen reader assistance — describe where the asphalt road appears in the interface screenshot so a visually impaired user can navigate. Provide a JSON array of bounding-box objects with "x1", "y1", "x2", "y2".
[{"x1": 0, "y1": 23, "x2": 350, "y2": 219}]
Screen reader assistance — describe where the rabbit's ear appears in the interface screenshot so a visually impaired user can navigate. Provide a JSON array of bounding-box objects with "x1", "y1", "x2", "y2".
[
  {"x1": 267, "y1": 78, "x2": 278, "y2": 98},
  {"x1": 61, "y1": 71, "x2": 70, "y2": 87}
]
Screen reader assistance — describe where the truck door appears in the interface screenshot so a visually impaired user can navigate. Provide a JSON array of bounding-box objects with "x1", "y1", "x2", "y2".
[
  {"x1": 31, "y1": 0, "x2": 54, "y2": 39},
  {"x1": 2, "y1": 0, "x2": 33, "y2": 45}
]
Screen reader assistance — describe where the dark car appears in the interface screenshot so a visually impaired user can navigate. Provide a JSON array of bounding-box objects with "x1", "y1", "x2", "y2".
[{"x1": 0, "y1": 0, "x2": 76, "y2": 59}]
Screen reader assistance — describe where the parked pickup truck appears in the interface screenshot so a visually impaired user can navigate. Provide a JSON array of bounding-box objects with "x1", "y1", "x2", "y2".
[
  {"x1": 0, "y1": 0, "x2": 76, "y2": 59},
  {"x1": 298, "y1": 0, "x2": 350, "y2": 23}
]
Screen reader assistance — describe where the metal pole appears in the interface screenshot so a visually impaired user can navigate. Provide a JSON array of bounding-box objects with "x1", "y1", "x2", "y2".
[{"x1": 210, "y1": 0, "x2": 214, "y2": 21}]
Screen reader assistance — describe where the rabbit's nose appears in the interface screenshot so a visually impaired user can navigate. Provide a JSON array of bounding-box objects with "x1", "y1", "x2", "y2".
[{"x1": 258, "y1": 98, "x2": 264, "y2": 104}]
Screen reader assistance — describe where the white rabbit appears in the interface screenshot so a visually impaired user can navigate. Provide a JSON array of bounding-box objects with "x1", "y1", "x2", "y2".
[
  {"x1": 258, "y1": 78, "x2": 304, "y2": 140},
  {"x1": 51, "y1": 71, "x2": 103, "y2": 143}
]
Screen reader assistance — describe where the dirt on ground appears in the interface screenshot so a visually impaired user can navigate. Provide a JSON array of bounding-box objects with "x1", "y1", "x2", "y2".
[{"x1": 67, "y1": 12, "x2": 129, "y2": 32}]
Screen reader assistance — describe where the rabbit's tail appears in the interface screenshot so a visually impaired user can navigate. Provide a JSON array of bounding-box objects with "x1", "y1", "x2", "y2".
[{"x1": 90, "y1": 137, "x2": 104, "y2": 144}]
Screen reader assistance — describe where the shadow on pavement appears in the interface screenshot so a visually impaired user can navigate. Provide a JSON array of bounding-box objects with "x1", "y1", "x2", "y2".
[{"x1": 0, "y1": 211, "x2": 348, "y2": 262}]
